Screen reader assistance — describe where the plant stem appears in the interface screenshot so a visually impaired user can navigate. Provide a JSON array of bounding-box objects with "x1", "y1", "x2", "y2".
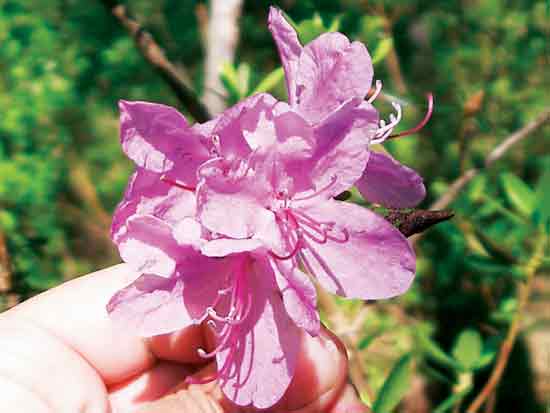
[{"x1": 466, "y1": 234, "x2": 547, "y2": 413}]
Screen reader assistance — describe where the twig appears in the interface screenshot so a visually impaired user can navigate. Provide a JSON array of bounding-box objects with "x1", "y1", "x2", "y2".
[
  {"x1": 202, "y1": 0, "x2": 244, "y2": 115},
  {"x1": 0, "y1": 229, "x2": 12, "y2": 293},
  {"x1": 100, "y1": 0, "x2": 211, "y2": 122},
  {"x1": 466, "y1": 234, "x2": 547, "y2": 413},
  {"x1": 410, "y1": 107, "x2": 550, "y2": 245}
]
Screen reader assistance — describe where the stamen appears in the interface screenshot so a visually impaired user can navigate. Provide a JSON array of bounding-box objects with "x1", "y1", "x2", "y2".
[
  {"x1": 160, "y1": 175, "x2": 195, "y2": 191},
  {"x1": 269, "y1": 229, "x2": 302, "y2": 260},
  {"x1": 387, "y1": 93, "x2": 434, "y2": 140},
  {"x1": 293, "y1": 175, "x2": 338, "y2": 202},
  {"x1": 300, "y1": 225, "x2": 328, "y2": 244},
  {"x1": 207, "y1": 306, "x2": 237, "y2": 323},
  {"x1": 210, "y1": 134, "x2": 221, "y2": 156},
  {"x1": 367, "y1": 80, "x2": 383, "y2": 104},
  {"x1": 371, "y1": 102, "x2": 403, "y2": 144},
  {"x1": 291, "y1": 209, "x2": 335, "y2": 229},
  {"x1": 326, "y1": 228, "x2": 350, "y2": 243}
]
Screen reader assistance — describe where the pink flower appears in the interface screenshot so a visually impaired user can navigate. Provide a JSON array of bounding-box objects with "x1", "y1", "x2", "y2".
[
  {"x1": 107, "y1": 9, "x2": 423, "y2": 409},
  {"x1": 268, "y1": 6, "x2": 431, "y2": 208}
]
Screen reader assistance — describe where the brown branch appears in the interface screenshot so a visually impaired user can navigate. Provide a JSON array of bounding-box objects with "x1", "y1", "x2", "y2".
[
  {"x1": 100, "y1": 0, "x2": 211, "y2": 122},
  {"x1": 0, "y1": 228, "x2": 12, "y2": 293},
  {"x1": 466, "y1": 234, "x2": 546, "y2": 413},
  {"x1": 410, "y1": 107, "x2": 550, "y2": 245}
]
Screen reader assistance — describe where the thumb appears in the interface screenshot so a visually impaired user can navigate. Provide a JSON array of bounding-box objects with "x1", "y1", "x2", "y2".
[{"x1": 135, "y1": 386, "x2": 223, "y2": 413}]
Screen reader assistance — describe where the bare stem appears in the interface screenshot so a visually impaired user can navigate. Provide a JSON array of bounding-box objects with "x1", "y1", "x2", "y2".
[
  {"x1": 411, "y1": 107, "x2": 550, "y2": 245},
  {"x1": 466, "y1": 234, "x2": 547, "y2": 413},
  {"x1": 100, "y1": 0, "x2": 211, "y2": 122}
]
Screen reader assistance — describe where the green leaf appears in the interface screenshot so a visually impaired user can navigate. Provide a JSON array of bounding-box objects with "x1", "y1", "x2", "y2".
[
  {"x1": 236, "y1": 63, "x2": 251, "y2": 97},
  {"x1": 372, "y1": 354, "x2": 413, "y2": 413},
  {"x1": 220, "y1": 63, "x2": 241, "y2": 102},
  {"x1": 533, "y1": 166, "x2": 550, "y2": 231},
  {"x1": 452, "y1": 329, "x2": 483, "y2": 371},
  {"x1": 358, "y1": 328, "x2": 384, "y2": 350},
  {"x1": 372, "y1": 38, "x2": 394, "y2": 64},
  {"x1": 500, "y1": 173, "x2": 536, "y2": 217},
  {"x1": 251, "y1": 67, "x2": 284, "y2": 95},
  {"x1": 416, "y1": 331, "x2": 459, "y2": 369},
  {"x1": 433, "y1": 387, "x2": 471, "y2": 413}
]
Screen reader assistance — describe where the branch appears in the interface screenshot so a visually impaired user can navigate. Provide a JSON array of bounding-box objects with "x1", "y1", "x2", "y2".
[
  {"x1": 435, "y1": 108, "x2": 550, "y2": 211},
  {"x1": 410, "y1": 107, "x2": 550, "y2": 245},
  {"x1": 202, "y1": 0, "x2": 244, "y2": 115},
  {"x1": 0, "y1": 229, "x2": 12, "y2": 293},
  {"x1": 466, "y1": 234, "x2": 547, "y2": 413},
  {"x1": 100, "y1": 0, "x2": 211, "y2": 122}
]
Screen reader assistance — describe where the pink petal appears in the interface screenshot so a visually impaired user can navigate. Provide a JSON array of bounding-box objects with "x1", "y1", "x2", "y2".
[
  {"x1": 356, "y1": 151, "x2": 426, "y2": 208},
  {"x1": 119, "y1": 100, "x2": 210, "y2": 186},
  {"x1": 107, "y1": 255, "x2": 231, "y2": 336},
  {"x1": 176, "y1": 255, "x2": 233, "y2": 321},
  {"x1": 201, "y1": 238, "x2": 264, "y2": 257},
  {"x1": 216, "y1": 258, "x2": 300, "y2": 408},
  {"x1": 299, "y1": 200, "x2": 415, "y2": 299},
  {"x1": 118, "y1": 215, "x2": 182, "y2": 277},
  {"x1": 196, "y1": 159, "x2": 275, "y2": 239},
  {"x1": 268, "y1": 7, "x2": 303, "y2": 106},
  {"x1": 296, "y1": 33, "x2": 373, "y2": 123},
  {"x1": 212, "y1": 93, "x2": 278, "y2": 160},
  {"x1": 111, "y1": 168, "x2": 196, "y2": 242},
  {"x1": 290, "y1": 100, "x2": 376, "y2": 198},
  {"x1": 107, "y1": 274, "x2": 192, "y2": 337},
  {"x1": 271, "y1": 259, "x2": 320, "y2": 336}
]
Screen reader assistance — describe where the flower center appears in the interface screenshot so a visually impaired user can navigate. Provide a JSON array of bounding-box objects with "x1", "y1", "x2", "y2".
[{"x1": 269, "y1": 207, "x2": 349, "y2": 263}]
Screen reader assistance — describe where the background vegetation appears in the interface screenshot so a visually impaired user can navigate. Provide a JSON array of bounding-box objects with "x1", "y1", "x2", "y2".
[{"x1": 0, "y1": 0, "x2": 548, "y2": 412}]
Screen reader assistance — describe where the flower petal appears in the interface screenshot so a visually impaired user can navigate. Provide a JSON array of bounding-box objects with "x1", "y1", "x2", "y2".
[
  {"x1": 356, "y1": 151, "x2": 426, "y2": 208},
  {"x1": 268, "y1": 7, "x2": 303, "y2": 106},
  {"x1": 111, "y1": 168, "x2": 197, "y2": 242},
  {"x1": 299, "y1": 200, "x2": 415, "y2": 299},
  {"x1": 201, "y1": 238, "x2": 264, "y2": 257},
  {"x1": 196, "y1": 159, "x2": 275, "y2": 239},
  {"x1": 119, "y1": 100, "x2": 210, "y2": 186},
  {"x1": 216, "y1": 258, "x2": 300, "y2": 408},
  {"x1": 213, "y1": 93, "x2": 278, "y2": 160},
  {"x1": 118, "y1": 215, "x2": 182, "y2": 277},
  {"x1": 290, "y1": 100, "x2": 377, "y2": 198},
  {"x1": 176, "y1": 255, "x2": 233, "y2": 321},
  {"x1": 271, "y1": 259, "x2": 320, "y2": 336},
  {"x1": 296, "y1": 33, "x2": 373, "y2": 122},
  {"x1": 107, "y1": 274, "x2": 191, "y2": 337}
]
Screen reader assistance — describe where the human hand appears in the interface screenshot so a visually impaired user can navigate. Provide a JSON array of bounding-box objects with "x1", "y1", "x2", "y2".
[{"x1": 0, "y1": 264, "x2": 370, "y2": 413}]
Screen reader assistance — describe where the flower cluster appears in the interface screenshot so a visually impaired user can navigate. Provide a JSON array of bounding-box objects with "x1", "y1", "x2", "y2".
[{"x1": 107, "y1": 7, "x2": 430, "y2": 409}]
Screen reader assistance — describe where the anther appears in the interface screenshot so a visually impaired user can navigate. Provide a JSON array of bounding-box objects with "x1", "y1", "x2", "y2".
[{"x1": 387, "y1": 93, "x2": 434, "y2": 140}]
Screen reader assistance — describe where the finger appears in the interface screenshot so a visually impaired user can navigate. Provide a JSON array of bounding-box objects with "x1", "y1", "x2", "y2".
[
  {"x1": 148, "y1": 325, "x2": 207, "y2": 365},
  {"x1": 135, "y1": 388, "x2": 223, "y2": 413},
  {"x1": 328, "y1": 384, "x2": 372, "y2": 413},
  {"x1": 275, "y1": 327, "x2": 348, "y2": 413},
  {"x1": 3, "y1": 264, "x2": 207, "y2": 385},
  {"x1": 108, "y1": 361, "x2": 192, "y2": 412}
]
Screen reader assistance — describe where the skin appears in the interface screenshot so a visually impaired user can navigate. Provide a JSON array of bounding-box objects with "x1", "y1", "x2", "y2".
[{"x1": 0, "y1": 264, "x2": 371, "y2": 413}]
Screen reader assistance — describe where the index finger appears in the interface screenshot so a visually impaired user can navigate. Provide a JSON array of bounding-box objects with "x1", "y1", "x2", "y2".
[{"x1": 3, "y1": 264, "x2": 207, "y2": 385}]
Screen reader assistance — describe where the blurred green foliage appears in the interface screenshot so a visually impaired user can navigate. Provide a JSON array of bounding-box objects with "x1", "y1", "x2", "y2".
[{"x1": 0, "y1": 0, "x2": 548, "y2": 411}]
